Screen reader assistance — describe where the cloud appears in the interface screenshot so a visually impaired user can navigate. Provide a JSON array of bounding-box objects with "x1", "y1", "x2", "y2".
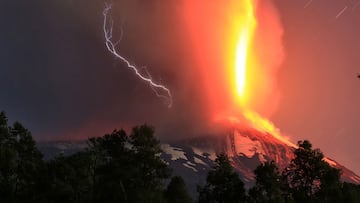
[{"x1": 0, "y1": 0, "x2": 284, "y2": 141}]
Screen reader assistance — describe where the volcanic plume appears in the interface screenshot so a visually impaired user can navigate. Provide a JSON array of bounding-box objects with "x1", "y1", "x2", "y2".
[{"x1": 182, "y1": 0, "x2": 288, "y2": 144}]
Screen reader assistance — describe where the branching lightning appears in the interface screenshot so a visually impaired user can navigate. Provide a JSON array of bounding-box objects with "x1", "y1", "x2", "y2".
[{"x1": 103, "y1": 3, "x2": 172, "y2": 108}]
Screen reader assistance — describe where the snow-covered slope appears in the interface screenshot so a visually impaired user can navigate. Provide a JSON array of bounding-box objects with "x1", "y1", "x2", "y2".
[
  {"x1": 38, "y1": 127, "x2": 360, "y2": 198},
  {"x1": 160, "y1": 127, "x2": 360, "y2": 198}
]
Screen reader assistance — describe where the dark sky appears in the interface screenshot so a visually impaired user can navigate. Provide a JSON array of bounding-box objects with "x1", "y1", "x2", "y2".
[
  {"x1": 272, "y1": 0, "x2": 360, "y2": 176},
  {"x1": 1, "y1": 0, "x2": 360, "y2": 174}
]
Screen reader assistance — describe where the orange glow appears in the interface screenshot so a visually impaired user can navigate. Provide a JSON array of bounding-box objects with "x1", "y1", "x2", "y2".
[
  {"x1": 243, "y1": 110, "x2": 296, "y2": 147},
  {"x1": 232, "y1": 0, "x2": 293, "y2": 147},
  {"x1": 234, "y1": 0, "x2": 256, "y2": 103},
  {"x1": 182, "y1": 1, "x2": 292, "y2": 146}
]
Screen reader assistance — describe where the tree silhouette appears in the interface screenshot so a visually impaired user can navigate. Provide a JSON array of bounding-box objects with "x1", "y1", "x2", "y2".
[
  {"x1": 88, "y1": 125, "x2": 171, "y2": 203},
  {"x1": 282, "y1": 140, "x2": 342, "y2": 203},
  {"x1": 342, "y1": 182, "x2": 360, "y2": 202},
  {"x1": 314, "y1": 163, "x2": 343, "y2": 202},
  {"x1": 2, "y1": 110, "x2": 360, "y2": 202},
  {"x1": 45, "y1": 151, "x2": 94, "y2": 203},
  {"x1": 249, "y1": 161, "x2": 284, "y2": 203},
  {"x1": 164, "y1": 176, "x2": 192, "y2": 203},
  {"x1": 0, "y1": 111, "x2": 44, "y2": 202},
  {"x1": 87, "y1": 129, "x2": 131, "y2": 202},
  {"x1": 198, "y1": 153, "x2": 246, "y2": 203}
]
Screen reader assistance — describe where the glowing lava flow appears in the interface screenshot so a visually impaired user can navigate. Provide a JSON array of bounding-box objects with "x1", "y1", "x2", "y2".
[
  {"x1": 243, "y1": 110, "x2": 297, "y2": 148},
  {"x1": 103, "y1": 3, "x2": 172, "y2": 108}
]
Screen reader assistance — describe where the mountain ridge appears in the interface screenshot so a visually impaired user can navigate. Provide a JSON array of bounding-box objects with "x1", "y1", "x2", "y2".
[{"x1": 37, "y1": 127, "x2": 360, "y2": 198}]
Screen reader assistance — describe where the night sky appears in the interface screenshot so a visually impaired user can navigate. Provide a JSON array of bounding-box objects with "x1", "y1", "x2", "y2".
[{"x1": 1, "y1": 0, "x2": 360, "y2": 175}]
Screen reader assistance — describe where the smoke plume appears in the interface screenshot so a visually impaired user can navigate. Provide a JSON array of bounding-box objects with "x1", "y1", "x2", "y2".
[{"x1": 0, "y1": 0, "x2": 284, "y2": 141}]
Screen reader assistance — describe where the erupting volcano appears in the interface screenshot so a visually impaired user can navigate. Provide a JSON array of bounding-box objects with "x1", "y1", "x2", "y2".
[
  {"x1": 183, "y1": 0, "x2": 290, "y2": 147},
  {"x1": 172, "y1": 2, "x2": 360, "y2": 193},
  {"x1": 2, "y1": 0, "x2": 360, "y2": 201}
]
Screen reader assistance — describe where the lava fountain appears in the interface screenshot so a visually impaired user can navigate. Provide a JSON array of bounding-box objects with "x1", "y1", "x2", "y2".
[
  {"x1": 234, "y1": 0, "x2": 256, "y2": 105},
  {"x1": 183, "y1": 0, "x2": 293, "y2": 146}
]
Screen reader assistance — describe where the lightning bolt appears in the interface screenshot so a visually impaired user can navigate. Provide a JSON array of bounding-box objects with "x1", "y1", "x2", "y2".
[{"x1": 103, "y1": 3, "x2": 172, "y2": 108}]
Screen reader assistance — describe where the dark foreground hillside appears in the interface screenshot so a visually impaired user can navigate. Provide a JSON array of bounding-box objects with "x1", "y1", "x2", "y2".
[{"x1": 2, "y1": 111, "x2": 360, "y2": 202}]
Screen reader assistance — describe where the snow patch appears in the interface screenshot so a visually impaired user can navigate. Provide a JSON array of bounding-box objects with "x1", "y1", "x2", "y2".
[
  {"x1": 183, "y1": 162, "x2": 198, "y2": 172},
  {"x1": 192, "y1": 147, "x2": 206, "y2": 158},
  {"x1": 192, "y1": 147, "x2": 216, "y2": 161},
  {"x1": 162, "y1": 144, "x2": 187, "y2": 161},
  {"x1": 186, "y1": 161, "x2": 196, "y2": 167},
  {"x1": 194, "y1": 157, "x2": 208, "y2": 166}
]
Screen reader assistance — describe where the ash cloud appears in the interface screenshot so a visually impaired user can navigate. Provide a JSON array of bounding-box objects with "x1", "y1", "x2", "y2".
[
  {"x1": 249, "y1": 0, "x2": 285, "y2": 116},
  {"x1": 0, "y1": 0, "x2": 283, "y2": 141}
]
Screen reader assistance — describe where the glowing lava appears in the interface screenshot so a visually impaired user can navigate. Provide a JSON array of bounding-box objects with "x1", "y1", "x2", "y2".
[
  {"x1": 183, "y1": 0, "x2": 292, "y2": 146},
  {"x1": 234, "y1": 0, "x2": 256, "y2": 103},
  {"x1": 231, "y1": 0, "x2": 294, "y2": 147},
  {"x1": 243, "y1": 110, "x2": 296, "y2": 148}
]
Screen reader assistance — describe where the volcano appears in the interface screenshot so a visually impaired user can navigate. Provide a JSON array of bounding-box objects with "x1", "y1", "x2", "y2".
[
  {"x1": 38, "y1": 126, "x2": 360, "y2": 199},
  {"x1": 160, "y1": 127, "x2": 360, "y2": 198}
]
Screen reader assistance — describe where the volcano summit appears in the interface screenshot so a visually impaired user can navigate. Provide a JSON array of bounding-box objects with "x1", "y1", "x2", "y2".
[{"x1": 160, "y1": 126, "x2": 360, "y2": 198}]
